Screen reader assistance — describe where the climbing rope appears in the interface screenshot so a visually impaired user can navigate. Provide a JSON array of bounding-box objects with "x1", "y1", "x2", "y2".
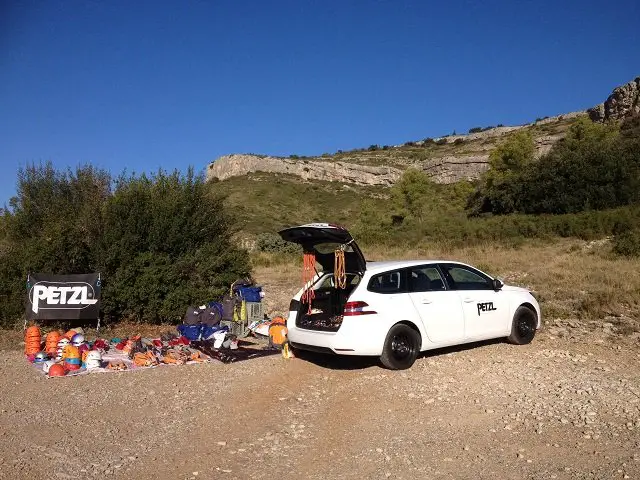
[
  {"x1": 301, "y1": 252, "x2": 316, "y2": 314},
  {"x1": 334, "y1": 246, "x2": 347, "y2": 289}
]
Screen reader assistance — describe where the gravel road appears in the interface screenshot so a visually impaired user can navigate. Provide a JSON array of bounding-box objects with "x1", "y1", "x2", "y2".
[{"x1": 1, "y1": 330, "x2": 639, "y2": 480}]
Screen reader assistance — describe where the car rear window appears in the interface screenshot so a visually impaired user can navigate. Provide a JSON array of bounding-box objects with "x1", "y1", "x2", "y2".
[{"x1": 368, "y1": 270, "x2": 406, "y2": 294}]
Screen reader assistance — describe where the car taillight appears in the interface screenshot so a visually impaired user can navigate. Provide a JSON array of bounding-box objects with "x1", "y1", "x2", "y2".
[{"x1": 343, "y1": 301, "x2": 376, "y2": 316}]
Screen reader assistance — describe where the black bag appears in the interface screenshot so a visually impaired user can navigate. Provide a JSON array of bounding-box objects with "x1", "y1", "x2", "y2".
[
  {"x1": 222, "y1": 295, "x2": 237, "y2": 321},
  {"x1": 201, "y1": 305, "x2": 222, "y2": 326},
  {"x1": 183, "y1": 306, "x2": 202, "y2": 326}
]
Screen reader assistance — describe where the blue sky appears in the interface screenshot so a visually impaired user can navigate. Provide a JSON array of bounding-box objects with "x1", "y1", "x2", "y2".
[{"x1": 1, "y1": 0, "x2": 638, "y2": 205}]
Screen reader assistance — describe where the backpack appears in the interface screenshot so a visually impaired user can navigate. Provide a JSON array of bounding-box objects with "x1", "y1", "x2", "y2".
[
  {"x1": 222, "y1": 294, "x2": 237, "y2": 321},
  {"x1": 268, "y1": 317, "x2": 288, "y2": 349}
]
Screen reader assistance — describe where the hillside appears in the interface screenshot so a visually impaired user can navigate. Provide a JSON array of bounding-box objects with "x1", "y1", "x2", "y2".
[
  {"x1": 208, "y1": 111, "x2": 583, "y2": 186},
  {"x1": 207, "y1": 76, "x2": 639, "y2": 187},
  {"x1": 209, "y1": 76, "x2": 640, "y2": 245}
]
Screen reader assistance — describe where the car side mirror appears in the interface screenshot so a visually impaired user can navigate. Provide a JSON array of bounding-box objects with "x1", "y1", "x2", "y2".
[{"x1": 492, "y1": 278, "x2": 503, "y2": 291}]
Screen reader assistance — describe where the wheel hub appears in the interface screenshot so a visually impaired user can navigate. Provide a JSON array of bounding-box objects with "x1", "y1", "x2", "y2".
[{"x1": 391, "y1": 334, "x2": 413, "y2": 359}]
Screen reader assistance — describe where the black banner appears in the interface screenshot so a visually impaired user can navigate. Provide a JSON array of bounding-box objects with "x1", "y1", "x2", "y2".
[{"x1": 26, "y1": 273, "x2": 101, "y2": 321}]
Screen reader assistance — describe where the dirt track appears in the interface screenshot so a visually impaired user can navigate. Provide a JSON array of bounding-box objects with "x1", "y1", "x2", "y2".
[{"x1": 1, "y1": 329, "x2": 639, "y2": 480}]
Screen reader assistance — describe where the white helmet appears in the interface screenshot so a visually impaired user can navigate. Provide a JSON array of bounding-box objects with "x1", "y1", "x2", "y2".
[
  {"x1": 42, "y1": 360, "x2": 56, "y2": 374},
  {"x1": 71, "y1": 333, "x2": 85, "y2": 346},
  {"x1": 56, "y1": 338, "x2": 70, "y2": 360},
  {"x1": 85, "y1": 350, "x2": 102, "y2": 370}
]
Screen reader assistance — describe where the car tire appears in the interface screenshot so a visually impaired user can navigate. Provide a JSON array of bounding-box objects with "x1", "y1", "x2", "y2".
[
  {"x1": 380, "y1": 324, "x2": 421, "y2": 370},
  {"x1": 507, "y1": 306, "x2": 537, "y2": 345}
]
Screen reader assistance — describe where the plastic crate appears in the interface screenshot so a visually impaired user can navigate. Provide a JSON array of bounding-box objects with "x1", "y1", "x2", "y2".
[
  {"x1": 246, "y1": 301, "x2": 263, "y2": 322},
  {"x1": 220, "y1": 320, "x2": 249, "y2": 338},
  {"x1": 219, "y1": 301, "x2": 262, "y2": 338}
]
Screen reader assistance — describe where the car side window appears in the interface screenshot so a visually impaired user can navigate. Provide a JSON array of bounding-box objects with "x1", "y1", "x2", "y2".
[
  {"x1": 368, "y1": 270, "x2": 406, "y2": 294},
  {"x1": 440, "y1": 264, "x2": 493, "y2": 291},
  {"x1": 409, "y1": 266, "x2": 446, "y2": 292}
]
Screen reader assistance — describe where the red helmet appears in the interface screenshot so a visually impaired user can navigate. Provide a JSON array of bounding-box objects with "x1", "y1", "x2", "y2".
[{"x1": 48, "y1": 364, "x2": 66, "y2": 377}]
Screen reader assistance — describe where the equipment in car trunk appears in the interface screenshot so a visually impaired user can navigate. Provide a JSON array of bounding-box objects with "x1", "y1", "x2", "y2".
[
  {"x1": 334, "y1": 246, "x2": 347, "y2": 289},
  {"x1": 301, "y1": 252, "x2": 317, "y2": 314}
]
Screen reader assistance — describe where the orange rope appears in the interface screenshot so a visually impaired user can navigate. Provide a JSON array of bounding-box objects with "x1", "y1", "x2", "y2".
[
  {"x1": 335, "y1": 247, "x2": 346, "y2": 289},
  {"x1": 301, "y1": 252, "x2": 316, "y2": 314}
]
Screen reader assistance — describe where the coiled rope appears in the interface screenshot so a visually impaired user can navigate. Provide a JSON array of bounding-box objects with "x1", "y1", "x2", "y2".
[
  {"x1": 334, "y1": 246, "x2": 347, "y2": 289},
  {"x1": 302, "y1": 252, "x2": 316, "y2": 314}
]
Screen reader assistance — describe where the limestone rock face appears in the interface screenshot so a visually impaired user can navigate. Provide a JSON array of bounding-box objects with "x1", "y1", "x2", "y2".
[
  {"x1": 422, "y1": 155, "x2": 490, "y2": 183},
  {"x1": 589, "y1": 77, "x2": 640, "y2": 122},
  {"x1": 207, "y1": 154, "x2": 402, "y2": 186}
]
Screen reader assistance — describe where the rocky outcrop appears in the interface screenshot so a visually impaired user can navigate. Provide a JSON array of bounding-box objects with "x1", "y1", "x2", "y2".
[
  {"x1": 588, "y1": 77, "x2": 640, "y2": 122},
  {"x1": 207, "y1": 154, "x2": 401, "y2": 186},
  {"x1": 422, "y1": 155, "x2": 489, "y2": 183}
]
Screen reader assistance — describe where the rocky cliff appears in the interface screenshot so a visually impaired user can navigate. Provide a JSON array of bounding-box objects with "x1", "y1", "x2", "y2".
[
  {"x1": 589, "y1": 77, "x2": 640, "y2": 122},
  {"x1": 207, "y1": 77, "x2": 637, "y2": 186},
  {"x1": 206, "y1": 112, "x2": 580, "y2": 186},
  {"x1": 207, "y1": 154, "x2": 402, "y2": 186}
]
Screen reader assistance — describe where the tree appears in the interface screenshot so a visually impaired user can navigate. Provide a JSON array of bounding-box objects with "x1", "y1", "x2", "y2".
[
  {"x1": 468, "y1": 131, "x2": 535, "y2": 214},
  {"x1": 0, "y1": 164, "x2": 249, "y2": 326}
]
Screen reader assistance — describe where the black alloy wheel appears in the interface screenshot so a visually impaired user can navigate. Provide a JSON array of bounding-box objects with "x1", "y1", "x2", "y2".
[
  {"x1": 507, "y1": 306, "x2": 537, "y2": 345},
  {"x1": 380, "y1": 324, "x2": 420, "y2": 370}
]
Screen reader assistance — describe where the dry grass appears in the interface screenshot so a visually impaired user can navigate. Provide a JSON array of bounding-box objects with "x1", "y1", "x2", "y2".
[{"x1": 252, "y1": 238, "x2": 640, "y2": 332}]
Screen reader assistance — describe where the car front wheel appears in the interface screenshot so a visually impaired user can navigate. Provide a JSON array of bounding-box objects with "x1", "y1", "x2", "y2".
[
  {"x1": 380, "y1": 324, "x2": 420, "y2": 370},
  {"x1": 507, "y1": 306, "x2": 537, "y2": 345}
]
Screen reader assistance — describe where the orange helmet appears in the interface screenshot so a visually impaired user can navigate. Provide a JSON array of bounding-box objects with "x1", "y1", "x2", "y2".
[
  {"x1": 25, "y1": 326, "x2": 41, "y2": 339},
  {"x1": 48, "y1": 363, "x2": 66, "y2": 377},
  {"x1": 25, "y1": 328, "x2": 42, "y2": 354},
  {"x1": 46, "y1": 331, "x2": 61, "y2": 342},
  {"x1": 64, "y1": 329, "x2": 78, "y2": 340}
]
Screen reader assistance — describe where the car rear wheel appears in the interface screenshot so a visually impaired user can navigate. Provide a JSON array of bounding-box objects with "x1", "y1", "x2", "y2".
[
  {"x1": 380, "y1": 324, "x2": 420, "y2": 370},
  {"x1": 507, "y1": 306, "x2": 537, "y2": 345}
]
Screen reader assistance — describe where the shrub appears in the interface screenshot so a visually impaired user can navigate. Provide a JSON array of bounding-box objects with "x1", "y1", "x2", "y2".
[
  {"x1": 454, "y1": 138, "x2": 465, "y2": 145},
  {"x1": 255, "y1": 232, "x2": 300, "y2": 254},
  {"x1": 613, "y1": 228, "x2": 640, "y2": 257},
  {"x1": 0, "y1": 164, "x2": 249, "y2": 326}
]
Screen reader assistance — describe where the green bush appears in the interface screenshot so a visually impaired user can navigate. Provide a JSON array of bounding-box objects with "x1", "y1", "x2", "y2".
[
  {"x1": 470, "y1": 116, "x2": 640, "y2": 216},
  {"x1": 0, "y1": 164, "x2": 249, "y2": 327},
  {"x1": 255, "y1": 232, "x2": 300, "y2": 254},
  {"x1": 613, "y1": 228, "x2": 640, "y2": 257}
]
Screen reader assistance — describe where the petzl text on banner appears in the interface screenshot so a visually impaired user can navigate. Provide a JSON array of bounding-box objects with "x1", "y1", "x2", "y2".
[{"x1": 26, "y1": 273, "x2": 101, "y2": 321}]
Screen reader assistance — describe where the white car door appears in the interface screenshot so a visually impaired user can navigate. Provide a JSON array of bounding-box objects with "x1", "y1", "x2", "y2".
[
  {"x1": 407, "y1": 265, "x2": 465, "y2": 344},
  {"x1": 439, "y1": 263, "x2": 509, "y2": 340}
]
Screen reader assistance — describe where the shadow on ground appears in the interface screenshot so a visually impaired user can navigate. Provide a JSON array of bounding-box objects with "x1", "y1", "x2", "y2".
[{"x1": 293, "y1": 338, "x2": 506, "y2": 371}]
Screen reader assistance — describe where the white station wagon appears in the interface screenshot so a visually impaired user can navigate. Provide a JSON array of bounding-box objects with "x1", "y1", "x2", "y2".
[{"x1": 279, "y1": 223, "x2": 541, "y2": 370}]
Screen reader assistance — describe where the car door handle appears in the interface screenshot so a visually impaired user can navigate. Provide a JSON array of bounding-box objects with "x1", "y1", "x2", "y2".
[
  {"x1": 421, "y1": 298, "x2": 432, "y2": 304},
  {"x1": 463, "y1": 298, "x2": 474, "y2": 303}
]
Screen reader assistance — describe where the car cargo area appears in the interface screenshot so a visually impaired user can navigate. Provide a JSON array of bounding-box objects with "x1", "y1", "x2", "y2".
[{"x1": 295, "y1": 273, "x2": 360, "y2": 332}]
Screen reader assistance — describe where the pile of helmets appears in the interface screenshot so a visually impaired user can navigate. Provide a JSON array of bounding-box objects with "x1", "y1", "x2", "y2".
[
  {"x1": 45, "y1": 331, "x2": 61, "y2": 356},
  {"x1": 24, "y1": 326, "x2": 42, "y2": 356},
  {"x1": 63, "y1": 345, "x2": 82, "y2": 371},
  {"x1": 56, "y1": 338, "x2": 71, "y2": 361}
]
